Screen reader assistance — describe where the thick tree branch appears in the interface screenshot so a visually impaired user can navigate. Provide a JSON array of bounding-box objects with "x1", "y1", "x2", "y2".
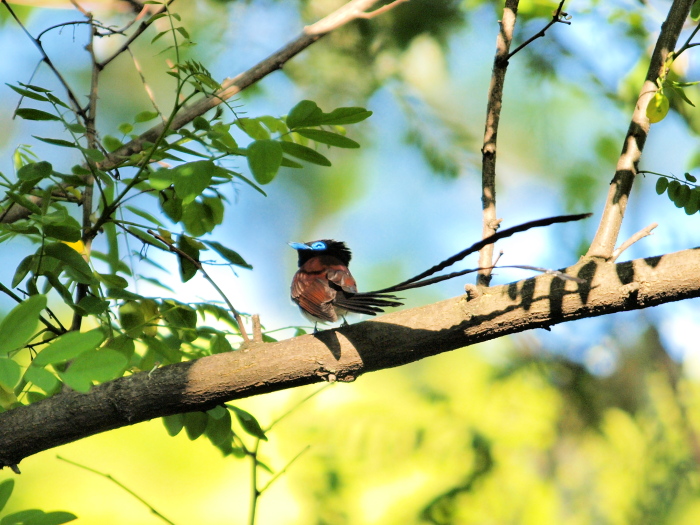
[
  {"x1": 586, "y1": 0, "x2": 694, "y2": 259},
  {"x1": 1, "y1": 248, "x2": 699, "y2": 470}
]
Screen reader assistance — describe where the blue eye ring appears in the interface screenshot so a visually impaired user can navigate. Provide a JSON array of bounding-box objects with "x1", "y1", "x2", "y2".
[{"x1": 310, "y1": 241, "x2": 327, "y2": 250}]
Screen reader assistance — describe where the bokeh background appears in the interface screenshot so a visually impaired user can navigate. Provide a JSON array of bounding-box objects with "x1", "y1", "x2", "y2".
[{"x1": 1, "y1": 0, "x2": 700, "y2": 523}]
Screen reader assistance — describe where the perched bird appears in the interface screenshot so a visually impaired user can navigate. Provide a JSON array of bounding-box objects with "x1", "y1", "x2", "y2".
[
  {"x1": 289, "y1": 212, "x2": 592, "y2": 328},
  {"x1": 289, "y1": 240, "x2": 403, "y2": 327}
]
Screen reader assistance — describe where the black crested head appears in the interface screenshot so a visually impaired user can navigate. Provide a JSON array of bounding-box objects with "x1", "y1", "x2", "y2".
[{"x1": 290, "y1": 239, "x2": 352, "y2": 266}]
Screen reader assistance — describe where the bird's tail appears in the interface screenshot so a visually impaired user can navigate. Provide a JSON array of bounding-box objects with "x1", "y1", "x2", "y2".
[{"x1": 333, "y1": 292, "x2": 404, "y2": 316}]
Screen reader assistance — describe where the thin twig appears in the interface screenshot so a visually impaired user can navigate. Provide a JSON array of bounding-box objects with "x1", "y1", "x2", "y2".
[
  {"x1": 0, "y1": 282, "x2": 64, "y2": 335},
  {"x1": 2, "y1": 0, "x2": 87, "y2": 120},
  {"x1": 477, "y1": 0, "x2": 519, "y2": 287},
  {"x1": 57, "y1": 455, "x2": 178, "y2": 525},
  {"x1": 610, "y1": 222, "x2": 658, "y2": 262},
  {"x1": 258, "y1": 445, "x2": 311, "y2": 494},
  {"x1": 100, "y1": 0, "x2": 404, "y2": 172},
  {"x1": 147, "y1": 230, "x2": 250, "y2": 343},
  {"x1": 506, "y1": 0, "x2": 570, "y2": 60},
  {"x1": 674, "y1": 19, "x2": 700, "y2": 57},
  {"x1": 97, "y1": 1, "x2": 175, "y2": 70}
]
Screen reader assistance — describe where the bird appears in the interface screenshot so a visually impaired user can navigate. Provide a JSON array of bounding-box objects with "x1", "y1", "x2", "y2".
[
  {"x1": 289, "y1": 212, "x2": 592, "y2": 329},
  {"x1": 289, "y1": 239, "x2": 403, "y2": 329}
]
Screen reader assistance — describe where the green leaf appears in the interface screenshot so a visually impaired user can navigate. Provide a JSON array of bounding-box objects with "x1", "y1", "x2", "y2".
[
  {"x1": 236, "y1": 118, "x2": 270, "y2": 140},
  {"x1": 655, "y1": 177, "x2": 669, "y2": 195},
  {"x1": 65, "y1": 122, "x2": 86, "y2": 134},
  {"x1": 0, "y1": 295, "x2": 47, "y2": 355},
  {"x1": 193, "y1": 116, "x2": 210, "y2": 131},
  {"x1": 279, "y1": 141, "x2": 332, "y2": 166},
  {"x1": 163, "y1": 414, "x2": 184, "y2": 437},
  {"x1": 12, "y1": 255, "x2": 35, "y2": 288},
  {"x1": 25, "y1": 511, "x2": 77, "y2": 525},
  {"x1": 118, "y1": 122, "x2": 133, "y2": 134},
  {"x1": 0, "y1": 358, "x2": 21, "y2": 390},
  {"x1": 159, "y1": 188, "x2": 182, "y2": 222},
  {"x1": 684, "y1": 172, "x2": 697, "y2": 183},
  {"x1": 692, "y1": 0, "x2": 700, "y2": 20},
  {"x1": 58, "y1": 349, "x2": 128, "y2": 392},
  {"x1": 33, "y1": 329, "x2": 105, "y2": 366},
  {"x1": 0, "y1": 479, "x2": 14, "y2": 513},
  {"x1": 103, "y1": 135, "x2": 123, "y2": 152},
  {"x1": 17, "y1": 161, "x2": 52, "y2": 182},
  {"x1": 149, "y1": 169, "x2": 173, "y2": 190},
  {"x1": 229, "y1": 405, "x2": 267, "y2": 441},
  {"x1": 286, "y1": 100, "x2": 323, "y2": 129},
  {"x1": 685, "y1": 188, "x2": 700, "y2": 215},
  {"x1": 280, "y1": 157, "x2": 303, "y2": 169},
  {"x1": 170, "y1": 160, "x2": 215, "y2": 204},
  {"x1": 203, "y1": 241, "x2": 252, "y2": 269},
  {"x1": 184, "y1": 411, "x2": 209, "y2": 440},
  {"x1": 24, "y1": 365, "x2": 61, "y2": 395},
  {"x1": 6, "y1": 84, "x2": 49, "y2": 101},
  {"x1": 295, "y1": 129, "x2": 360, "y2": 148},
  {"x1": 319, "y1": 107, "x2": 372, "y2": 125},
  {"x1": 209, "y1": 333, "x2": 233, "y2": 354},
  {"x1": 247, "y1": 140, "x2": 283, "y2": 184},
  {"x1": 674, "y1": 184, "x2": 691, "y2": 207},
  {"x1": 135, "y1": 111, "x2": 159, "y2": 122},
  {"x1": 96, "y1": 273, "x2": 129, "y2": 289},
  {"x1": 43, "y1": 243, "x2": 96, "y2": 285},
  {"x1": 6, "y1": 192, "x2": 42, "y2": 214},
  {"x1": 82, "y1": 147, "x2": 105, "y2": 162},
  {"x1": 177, "y1": 235, "x2": 200, "y2": 283},
  {"x1": 76, "y1": 295, "x2": 109, "y2": 315},
  {"x1": 33, "y1": 136, "x2": 77, "y2": 148},
  {"x1": 15, "y1": 108, "x2": 60, "y2": 121},
  {"x1": 125, "y1": 205, "x2": 164, "y2": 227},
  {"x1": 205, "y1": 409, "x2": 233, "y2": 446},
  {"x1": 43, "y1": 222, "x2": 82, "y2": 242}
]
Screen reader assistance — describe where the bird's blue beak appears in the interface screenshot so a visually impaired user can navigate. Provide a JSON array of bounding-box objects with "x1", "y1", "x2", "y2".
[{"x1": 289, "y1": 242, "x2": 311, "y2": 250}]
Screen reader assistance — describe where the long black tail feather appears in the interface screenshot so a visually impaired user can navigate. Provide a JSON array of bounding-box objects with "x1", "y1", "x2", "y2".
[{"x1": 367, "y1": 213, "x2": 591, "y2": 294}]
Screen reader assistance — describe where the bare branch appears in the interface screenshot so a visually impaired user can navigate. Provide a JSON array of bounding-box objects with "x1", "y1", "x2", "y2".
[
  {"x1": 586, "y1": 0, "x2": 694, "y2": 259},
  {"x1": 506, "y1": 0, "x2": 570, "y2": 60},
  {"x1": 1, "y1": 247, "x2": 699, "y2": 469},
  {"x1": 610, "y1": 222, "x2": 658, "y2": 262},
  {"x1": 477, "y1": 0, "x2": 519, "y2": 287},
  {"x1": 100, "y1": 0, "x2": 404, "y2": 171}
]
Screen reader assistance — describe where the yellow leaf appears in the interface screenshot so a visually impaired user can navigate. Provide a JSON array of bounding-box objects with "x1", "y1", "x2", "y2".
[
  {"x1": 63, "y1": 239, "x2": 86, "y2": 255},
  {"x1": 646, "y1": 91, "x2": 669, "y2": 123}
]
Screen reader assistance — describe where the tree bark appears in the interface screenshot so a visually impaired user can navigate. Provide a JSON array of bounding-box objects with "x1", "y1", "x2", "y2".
[{"x1": 1, "y1": 247, "x2": 699, "y2": 469}]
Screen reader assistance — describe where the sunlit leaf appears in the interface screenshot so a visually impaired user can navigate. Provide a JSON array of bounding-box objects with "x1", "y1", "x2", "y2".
[
  {"x1": 32, "y1": 329, "x2": 105, "y2": 366},
  {"x1": 0, "y1": 358, "x2": 22, "y2": 390},
  {"x1": 286, "y1": 100, "x2": 323, "y2": 129},
  {"x1": 43, "y1": 243, "x2": 96, "y2": 285},
  {"x1": 17, "y1": 161, "x2": 52, "y2": 182},
  {"x1": 246, "y1": 139, "x2": 283, "y2": 184},
  {"x1": 0, "y1": 295, "x2": 47, "y2": 355},
  {"x1": 646, "y1": 91, "x2": 669, "y2": 123}
]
